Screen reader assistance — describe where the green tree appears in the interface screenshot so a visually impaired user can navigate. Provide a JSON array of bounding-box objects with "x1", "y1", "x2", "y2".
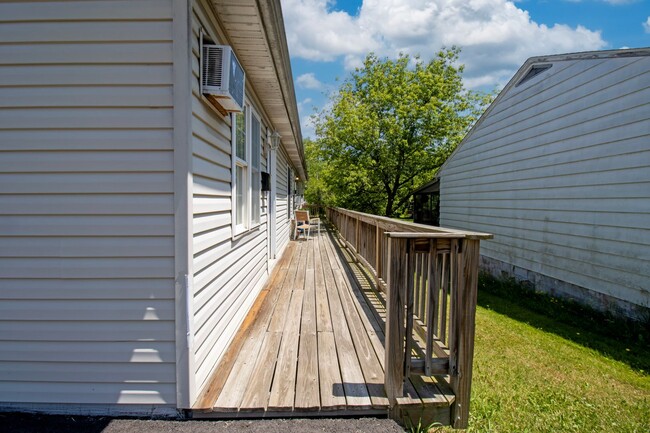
[
  {"x1": 303, "y1": 137, "x2": 334, "y2": 209},
  {"x1": 313, "y1": 48, "x2": 493, "y2": 217}
]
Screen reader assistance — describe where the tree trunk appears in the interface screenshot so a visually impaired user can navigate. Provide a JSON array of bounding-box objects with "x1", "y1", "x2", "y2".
[{"x1": 385, "y1": 193, "x2": 395, "y2": 217}]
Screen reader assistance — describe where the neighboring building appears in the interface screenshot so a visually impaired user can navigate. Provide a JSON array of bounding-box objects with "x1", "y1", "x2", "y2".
[
  {"x1": 0, "y1": 0, "x2": 306, "y2": 415},
  {"x1": 438, "y1": 48, "x2": 649, "y2": 319},
  {"x1": 412, "y1": 178, "x2": 440, "y2": 226}
]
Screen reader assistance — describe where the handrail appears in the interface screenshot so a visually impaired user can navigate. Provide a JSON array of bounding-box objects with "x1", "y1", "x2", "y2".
[{"x1": 327, "y1": 206, "x2": 491, "y2": 429}]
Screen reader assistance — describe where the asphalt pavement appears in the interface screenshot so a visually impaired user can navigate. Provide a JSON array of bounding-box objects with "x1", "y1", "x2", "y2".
[{"x1": 0, "y1": 412, "x2": 405, "y2": 433}]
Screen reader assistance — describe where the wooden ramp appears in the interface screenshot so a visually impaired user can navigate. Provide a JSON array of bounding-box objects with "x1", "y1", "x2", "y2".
[{"x1": 193, "y1": 225, "x2": 454, "y2": 421}]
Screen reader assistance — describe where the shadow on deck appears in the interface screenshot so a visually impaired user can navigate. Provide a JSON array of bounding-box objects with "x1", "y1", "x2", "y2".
[{"x1": 192, "y1": 224, "x2": 454, "y2": 423}]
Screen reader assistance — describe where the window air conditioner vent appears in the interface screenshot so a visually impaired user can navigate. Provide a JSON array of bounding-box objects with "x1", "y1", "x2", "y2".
[{"x1": 201, "y1": 43, "x2": 245, "y2": 112}]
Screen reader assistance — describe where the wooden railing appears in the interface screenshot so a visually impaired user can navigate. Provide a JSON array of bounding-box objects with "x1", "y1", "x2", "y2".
[{"x1": 327, "y1": 207, "x2": 492, "y2": 429}]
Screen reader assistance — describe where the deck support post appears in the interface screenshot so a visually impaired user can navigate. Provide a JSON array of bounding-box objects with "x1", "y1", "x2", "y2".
[
  {"x1": 384, "y1": 236, "x2": 406, "y2": 404},
  {"x1": 450, "y1": 239, "x2": 480, "y2": 429}
]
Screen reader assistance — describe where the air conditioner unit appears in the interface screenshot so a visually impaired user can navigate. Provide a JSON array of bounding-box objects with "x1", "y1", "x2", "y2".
[{"x1": 201, "y1": 43, "x2": 245, "y2": 113}]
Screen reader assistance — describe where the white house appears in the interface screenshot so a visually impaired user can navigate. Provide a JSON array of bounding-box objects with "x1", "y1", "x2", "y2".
[
  {"x1": 438, "y1": 48, "x2": 649, "y2": 320},
  {"x1": 0, "y1": 0, "x2": 306, "y2": 415}
]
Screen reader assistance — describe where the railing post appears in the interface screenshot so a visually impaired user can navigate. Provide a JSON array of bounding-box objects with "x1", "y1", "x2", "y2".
[
  {"x1": 384, "y1": 236, "x2": 406, "y2": 405},
  {"x1": 375, "y1": 224, "x2": 381, "y2": 279},
  {"x1": 451, "y1": 239, "x2": 480, "y2": 429},
  {"x1": 355, "y1": 217, "x2": 360, "y2": 254}
]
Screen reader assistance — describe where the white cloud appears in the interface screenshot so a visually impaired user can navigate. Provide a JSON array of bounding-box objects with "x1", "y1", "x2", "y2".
[
  {"x1": 281, "y1": 0, "x2": 378, "y2": 61},
  {"x1": 296, "y1": 72, "x2": 324, "y2": 89},
  {"x1": 281, "y1": 0, "x2": 607, "y2": 89},
  {"x1": 297, "y1": 97, "x2": 317, "y2": 138},
  {"x1": 644, "y1": 16, "x2": 650, "y2": 33}
]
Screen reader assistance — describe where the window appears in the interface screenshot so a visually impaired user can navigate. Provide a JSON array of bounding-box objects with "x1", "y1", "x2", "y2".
[
  {"x1": 251, "y1": 113, "x2": 261, "y2": 226},
  {"x1": 233, "y1": 107, "x2": 248, "y2": 233},
  {"x1": 231, "y1": 104, "x2": 263, "y2": 237},
  {"x1": 287, "y1": 167, "x2": 292, "y2": 219}
]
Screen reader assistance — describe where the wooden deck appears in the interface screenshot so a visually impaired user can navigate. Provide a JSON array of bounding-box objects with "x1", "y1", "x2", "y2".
[{"x1": 194, "y1": 226, "x2": 455, "y2": 421}]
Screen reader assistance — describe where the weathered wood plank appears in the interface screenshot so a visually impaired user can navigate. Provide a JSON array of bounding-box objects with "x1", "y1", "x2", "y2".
[
  {"x1": 329, "y1": 237, "x2": 386, "y2": 365},
  {"x1": 426, "y1": 240, "x2": 439, "y2": 376},
  {"x1": 318, "y1": 331, "x2": 347, "y2": 410},
  {"x1": 239, "y1": 331, "x2": 282, "y2": 411},
  {"x1": 405, "y1": 240, "x2": 415, "y2": 379},
  {"x1": 301, "y1": 243, "x2": 317, "y2": 335},
  {"x1": 396, "y1": 378, "x2": 424, "y2": 408},
  {"x1": 294, "y1": 236, "x2": 320, "y2": 410},
  {"x1": 195, "y1": 242, "x2": 295, "y2": 409},
  {"x1": 333, "y1": 268, "x2": 389, "y2": 408},
  {"x1": 451, "y1": 239, "x2": 480, "y2": 429},
  {"x1": 267, "y1": 289, "x2": 304, "y2": 411},
  {"x1": 294, "y1": 330, "x2": 320, "y2": 410},
  {"x1": 328, "y1": 235, "x2": 388, "y2": 407},
  {"x1": 205, "y1": 222, "x2": 459, "y2": 421},
  {"x1": 321, "y1": 237, "x2": 372, "y2": 409},
  {"x1": 213, "y1": 329, "x2": 266, "y2": 411},
  {"x1": 384, "y1": 237, "x2": 402, "y2": 404},
  {"x1": 266, "y1": 244, "x2": 301, "y2": 332},
  {"x1": 314, "y1": 235, "x2": 333, "y2": 332},
  {"x1": 441, "y1": 252, "x2": 449, "y2": 345}
]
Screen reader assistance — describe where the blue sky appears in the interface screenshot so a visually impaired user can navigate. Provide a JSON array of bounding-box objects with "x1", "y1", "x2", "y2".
[{"x1": 279, "y1": 0, "x2": 650, "y2": 138}]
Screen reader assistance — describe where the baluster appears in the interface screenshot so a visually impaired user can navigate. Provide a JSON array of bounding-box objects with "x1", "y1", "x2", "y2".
[
  {"x1": 425, "y1": 239, "x2": 438, "y2": 376},
  {"x1": 405, "y1": 238, "x2": 415, "y2": 380},
  {"x1": 440, "y1": 252, "x2": 449, "y2": 345}
]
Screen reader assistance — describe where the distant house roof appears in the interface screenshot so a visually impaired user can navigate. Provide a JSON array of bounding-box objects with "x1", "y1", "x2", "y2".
[
  {"x1": 413, "y1": 178, "x2": 440, "y2": 195},
  {"x1": 439, "y1": 47, "x2": 650, "y2": 176}
]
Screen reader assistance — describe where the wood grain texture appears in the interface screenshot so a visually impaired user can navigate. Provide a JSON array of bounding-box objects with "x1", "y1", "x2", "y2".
[
  {"x1": 317, "y1": 331, "x2": 346, "y2": 410},
  {"x1": 203, "y1": 226, "x2": 454, "y2": 419},
  {"x1": 267, "y1": 289, "x2": 303, "y2": 411}
]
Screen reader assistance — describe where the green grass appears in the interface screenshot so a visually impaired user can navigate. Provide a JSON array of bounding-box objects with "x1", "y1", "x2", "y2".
[{"x1": 441, "y1": 275, "x2": 650, "y2": 432}]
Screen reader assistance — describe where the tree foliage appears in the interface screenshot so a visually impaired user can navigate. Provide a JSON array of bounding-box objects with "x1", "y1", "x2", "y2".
[
  {"x1": 303, "y1": 137, "x2": 334, "y2": 208},
  {"x1": 309, "y1": 48, "x2": 493, "y2": 217}
]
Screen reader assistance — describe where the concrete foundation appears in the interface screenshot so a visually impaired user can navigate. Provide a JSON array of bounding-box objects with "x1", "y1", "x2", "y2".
[{"x1": 480, "y1": 255, "x2": 649, "y2": 322}]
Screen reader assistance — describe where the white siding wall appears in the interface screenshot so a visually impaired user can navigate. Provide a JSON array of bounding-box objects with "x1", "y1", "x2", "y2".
[
  {"x1": 0, "y1": 0, "x2": 177, "y2": 408},
  {"x1": 275, "y1": 150, "x2": 292, "y2": 256},
  {"x1": 440, "y1": 56, "x2": 650, "y2": 310},
  {"x1": 190, "y1": 1, "x2": 270, "y2": 394}
]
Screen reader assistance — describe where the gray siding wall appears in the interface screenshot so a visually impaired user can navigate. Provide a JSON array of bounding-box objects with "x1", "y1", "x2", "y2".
[
  {"x1": 440, "y1": 56, "x2": 650, "y2": 311},
  {"x1": 190, "y1": 1, "x2": 270, "y2": 393},
  {"x1": 275, "y1": 150, "x2": 291, "y2": 256},
  {"x1": 0, "y1": 0, "x2": 177, "y2": 407}
]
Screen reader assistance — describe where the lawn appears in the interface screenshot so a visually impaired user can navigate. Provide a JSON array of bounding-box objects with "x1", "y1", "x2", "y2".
[{"x1": 449, "y1": 276, "x2": 650, "y2": 433}]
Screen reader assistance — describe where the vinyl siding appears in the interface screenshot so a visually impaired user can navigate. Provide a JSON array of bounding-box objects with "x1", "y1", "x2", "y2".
[
  {"x1": 275, "y1": 149, "x2": 292, "y2": 256},
  {"x1": 0, "y1": 0, "x2": 176, "y2": 407},
  {"x1": 440, "y1": 55, "x2": 650, "y2": 308},
  {"x1": 190, "y1": 0, "x2": 270, "y2": 394}
]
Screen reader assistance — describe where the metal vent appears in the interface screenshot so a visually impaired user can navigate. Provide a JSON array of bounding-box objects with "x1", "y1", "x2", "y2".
[
  {"x1": 516, "y1": 64, "x2": 552, "y2": 87},
  {"x1": 200, "y1": 41, "x2": 245, "y2": 112},
  {"x1": 202, "y1": 45, "x2": 224, "y2": 88}
]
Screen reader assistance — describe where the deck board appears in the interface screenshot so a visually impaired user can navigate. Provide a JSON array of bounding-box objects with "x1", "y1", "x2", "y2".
[
  {"x1": 202, "y1": 225, "x2": 453, "y2": 416},
  {"x1": 267, "y1": 289, "x2": 303, "y2": 411},
  {"x1": 239, "y1": 331, "x2": 282, "y2": 411}
]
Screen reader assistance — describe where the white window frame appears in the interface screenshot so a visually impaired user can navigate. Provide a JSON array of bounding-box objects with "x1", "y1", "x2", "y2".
[
  {"x1": 250, "y1": 111, "x2": 262, "y2": 227},
  {"x1": 231, "y1": 103, "x2": 263, "y2": 238}
]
